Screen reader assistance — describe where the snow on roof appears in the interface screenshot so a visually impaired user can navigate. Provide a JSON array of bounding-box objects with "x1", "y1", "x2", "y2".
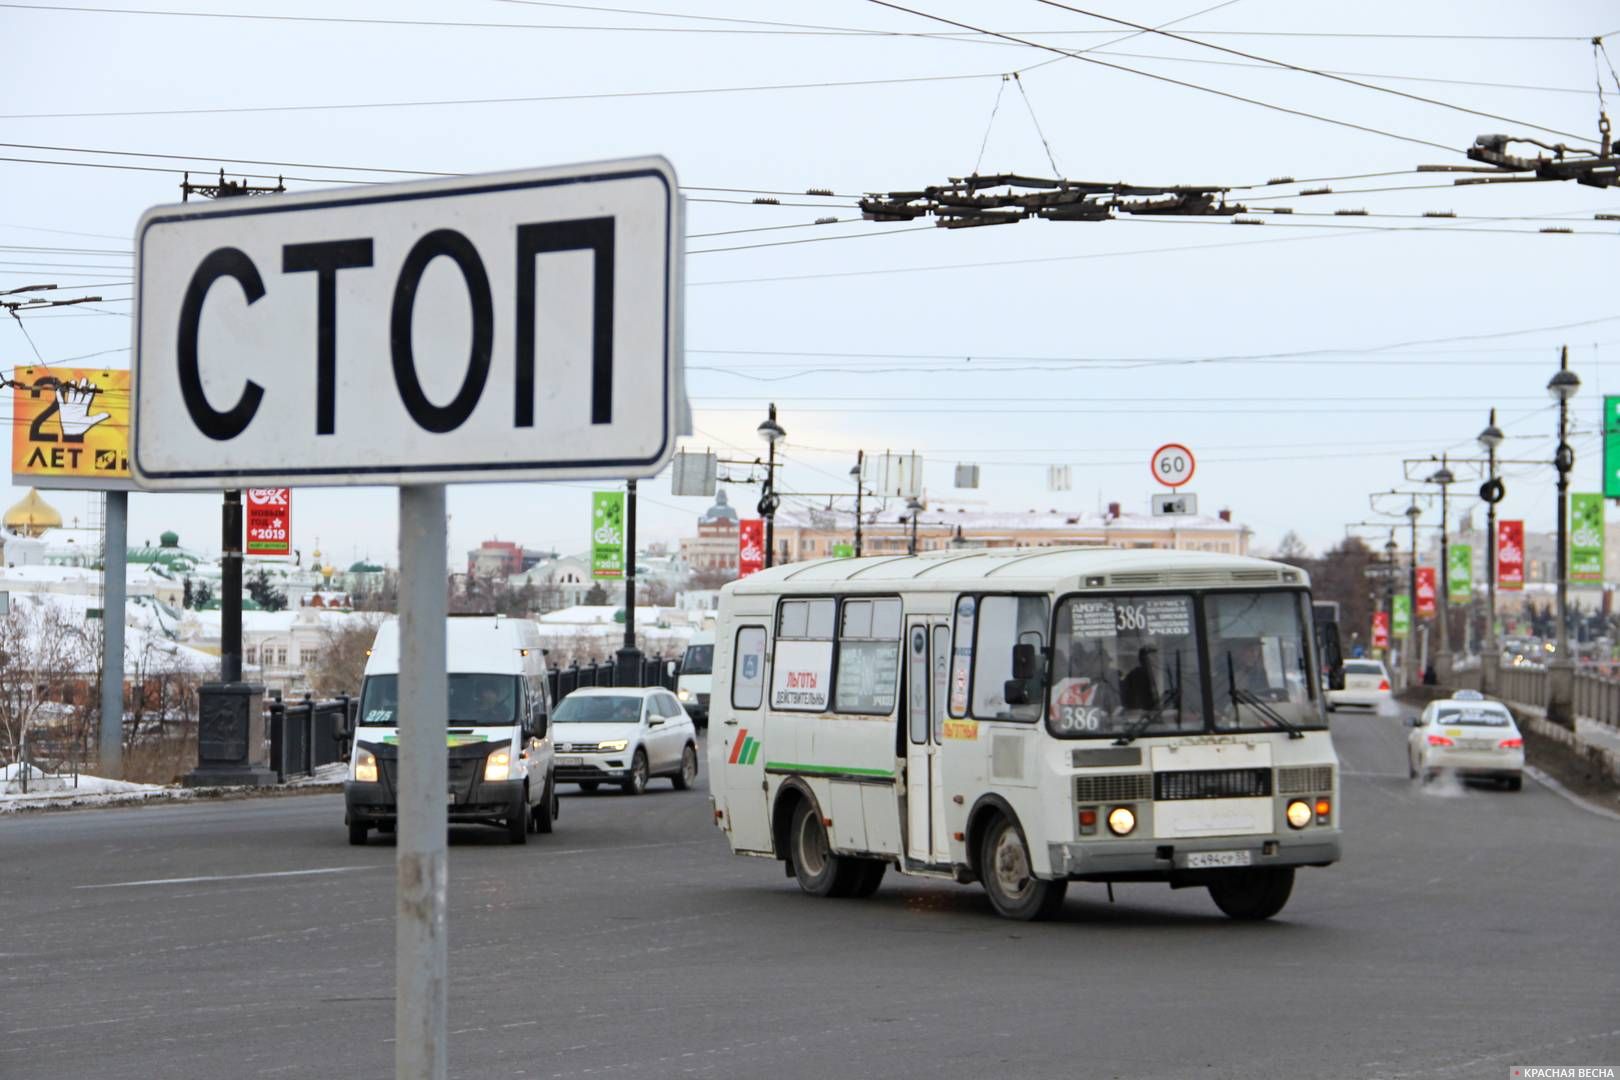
[{"x1": 770, "y1": 503, "x2": 1245, "y2": 534}]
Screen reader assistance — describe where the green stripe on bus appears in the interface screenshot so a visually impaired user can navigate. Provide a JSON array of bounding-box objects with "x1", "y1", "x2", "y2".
[
  {"x1": 764, "y1": 761, "x2": 894, "y2": 778},
  {"x1": 743, "y1": 740, "x2": 760, "y2": 766}
]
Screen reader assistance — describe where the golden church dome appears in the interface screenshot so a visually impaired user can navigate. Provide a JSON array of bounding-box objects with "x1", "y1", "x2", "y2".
[{"x1": 3, "y1": 488, "x2": 63, "y2": 538}]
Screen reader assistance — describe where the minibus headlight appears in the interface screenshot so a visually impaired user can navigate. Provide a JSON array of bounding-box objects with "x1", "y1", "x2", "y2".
[
  {"x1": 678, "y1": 688, "x2": 692, "y2": 701},
  {"x1": 484, "y1": 750, "x2": 511, "y2": 782},
  {"x1": 1286, "y1": 800, "x2": 1312, "y2": 829},
  {"x1": 1106, "y1": 806, "x2": 1136, "y2": 836},
  {"x1": 597, "y1": 739, "x2": 630, "y2": 753},
  {"x1": 353, "y1": 748, "x2": 378, "y2": 784}
]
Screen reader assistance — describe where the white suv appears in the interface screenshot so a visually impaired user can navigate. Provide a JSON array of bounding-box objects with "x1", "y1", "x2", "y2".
[{"x1": 551, "y1": 687, "x2": 699, "y2": 795}]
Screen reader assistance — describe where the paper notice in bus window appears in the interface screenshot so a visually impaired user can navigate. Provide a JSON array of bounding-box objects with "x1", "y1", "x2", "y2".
[
  {"x1": 1144, "y1": 597, "x2": 1192, "y2": 636},
  {"x1": 1072, "y1": 601, "x2": 1115, "y2": 640},
  {"x1": 771, "y1": 639, "x2": 833, "y2": 711}
]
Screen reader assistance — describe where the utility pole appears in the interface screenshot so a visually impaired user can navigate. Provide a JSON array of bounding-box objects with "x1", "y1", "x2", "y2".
[
  {"x1": 1478, "y1": 409, "x2": 1505, "y2": 694},
  {"x1": 1428, "y1": 457, "x2": 1456, "y2": 682},
  {"x1": 1548, "y1": 345, "x2": 1581, "y2": 726},
  {"x1": 851, "y1": 450, "x2": 865, "y2": 557},
  {"x1": 616, "y1": 479, "x2": 642, "y2": 686}
]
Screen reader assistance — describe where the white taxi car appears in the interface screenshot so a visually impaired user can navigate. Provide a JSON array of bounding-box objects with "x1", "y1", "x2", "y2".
[
  {"x1": 1327, "y1": 658, "x2": 1392, "y2": 711},
  {"x1": 1406, "y1": 692, "x2": 1524, "y2": 790},
  {"x1": 550, "y1": 687, "x2": 699, "y2": 795}
]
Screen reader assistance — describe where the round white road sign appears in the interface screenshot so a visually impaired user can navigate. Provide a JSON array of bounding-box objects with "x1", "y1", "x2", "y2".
[{"x1": 1150, "y1": 443, "x2": 1195, "y2": 488}]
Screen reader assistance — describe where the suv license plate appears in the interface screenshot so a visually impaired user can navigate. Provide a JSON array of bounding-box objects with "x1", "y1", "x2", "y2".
[
  {"x1": 558, "y1": 756, "x2": 583, "y2": 766},
  {"x1": 1187, "y1": 850, "x2": 1252, "y2": 869}
]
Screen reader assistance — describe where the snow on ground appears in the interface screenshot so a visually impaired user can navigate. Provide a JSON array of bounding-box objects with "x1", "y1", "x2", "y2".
[{"x1": 1, "y1": 763, "x2": 173, "y2": 811}]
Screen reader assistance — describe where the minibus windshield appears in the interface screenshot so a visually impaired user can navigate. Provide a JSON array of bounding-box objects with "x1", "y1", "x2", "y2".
[
  {"x1": 1049, "y1": 595, "x2": 1205, "y2": 739},
  {"x1": 358, "y1": 674, "x2": 520, "y2": 727},
  {"x1": 681, "y1": 645, "x2": 714, "y2": 675}
]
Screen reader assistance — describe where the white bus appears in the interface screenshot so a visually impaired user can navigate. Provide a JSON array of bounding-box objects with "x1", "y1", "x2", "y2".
[{"x1": 707, "y1": 547, "x2": 1341, "y2": 921}]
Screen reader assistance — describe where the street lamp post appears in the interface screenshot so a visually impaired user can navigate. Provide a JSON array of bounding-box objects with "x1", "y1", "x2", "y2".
[
  {"x1": 757, "y1": 404, "x2": 786, "y2": 568},
  {"x1": 1405, "y1": 501, "x2": 1422, "y2": 687},
  {"x1": 904, "y1": 496, "x2": 926, "y2": 555},
  {"x1": 1548, "y1": 346, "x2": 1580, "y2": 726},
  {"x1": 1427, "y1": 458, "x2": 1456, "y2": 682},
  {"x1": 850, "y1": 450, "x2": 864, "y2": 557},
  {"x1": 1384, "y1": 532, "x2": 1399, "y2": 665},
  {"x1": 1478, "y1": 409, "x2": 1505, "y2": 694}
]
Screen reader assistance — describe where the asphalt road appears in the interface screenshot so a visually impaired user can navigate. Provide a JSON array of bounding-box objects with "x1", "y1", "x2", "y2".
[{"x1": 3, "y1": 713, "x2": 1618, "y2": 1080}]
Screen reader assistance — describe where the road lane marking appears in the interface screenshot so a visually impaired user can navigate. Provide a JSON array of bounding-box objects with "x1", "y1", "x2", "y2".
[{"x1": 75, "y1": 866, "x2": 380, "y2": 890}]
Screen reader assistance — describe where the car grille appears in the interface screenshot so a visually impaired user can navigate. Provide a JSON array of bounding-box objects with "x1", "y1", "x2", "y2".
[
  {"x1": 696, "y1": 693, "x2": 710, "y2": 707},
  {"x1": 557, "y1": 742, "x2": 600, "y2": 753},
  {"x1": 1074, "y1": 773, "x2": 1153, "y2": 803},
  {"x1": 1276, "y1": 765, "x2": 1334, "y2": 794},
  {"x1": 1155, "y1": 768, "x2": 1273, "y2": 801}
]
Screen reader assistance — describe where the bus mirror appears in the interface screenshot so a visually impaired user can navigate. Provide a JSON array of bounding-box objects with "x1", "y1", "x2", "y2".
[
  {"x1": 1011, "y1": 643, "x2": 1039, "y2": 680},
  {"x1": 667, "y1": 660, "x2": 677, "y2": 677},
  {"x1": 1004, "y1": 679, "x2": 1030, "y2": 706}
]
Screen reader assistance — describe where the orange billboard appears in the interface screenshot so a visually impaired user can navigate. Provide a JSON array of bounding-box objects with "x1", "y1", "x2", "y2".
[{"x1": 9, "y1": 366, "x2": 134, "y2": 491}]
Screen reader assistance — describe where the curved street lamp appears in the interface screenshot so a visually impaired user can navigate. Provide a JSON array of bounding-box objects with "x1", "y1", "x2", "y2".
[{"x1": 1547, "y1": 347, "x2": 1580, "y2": 724}]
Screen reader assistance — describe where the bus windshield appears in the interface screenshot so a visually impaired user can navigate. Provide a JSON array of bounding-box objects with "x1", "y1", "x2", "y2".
[
  {"x1": 681, "y1": 644, "x2": 714, "y2": 675},
  {"x1": 1049, "y1": 594, "x2": 1205, "y2": 738},
  {"x1": 1205, "y1": 592, "x2": 1320, "y2": 732},
  {"x1": 1047, "y1": 590, "x2": 1323, "y2": 739}
]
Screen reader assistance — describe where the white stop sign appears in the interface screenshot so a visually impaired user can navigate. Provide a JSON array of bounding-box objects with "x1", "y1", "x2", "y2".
[{"x1": 1151, "y1": 443, "x2": 1195, "y2": 488}]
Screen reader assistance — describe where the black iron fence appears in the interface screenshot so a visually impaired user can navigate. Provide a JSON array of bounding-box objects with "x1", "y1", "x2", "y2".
[
  {"x1": 267, "y1": 693, "x2": 356, "y2": 782},
  {"x1": 547, "y1": 655, "x2": 679, "y2": 706}
]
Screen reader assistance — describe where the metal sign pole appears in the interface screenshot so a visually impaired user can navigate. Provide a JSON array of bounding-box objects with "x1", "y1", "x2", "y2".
[
  {"x1": 397, "y1": 483, "x2": 447, "y2": 1080},
  {"x1": 100, "y1": 489, "x2": 127, "y2": 778}
]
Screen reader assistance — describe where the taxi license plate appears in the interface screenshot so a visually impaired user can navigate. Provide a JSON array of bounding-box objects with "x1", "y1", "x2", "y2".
[
  {"x1": 1187, "y1": 850, "x2": 1252, "y2": 869},
  {"x1": 558, "y1": 756, "x2": 583, "y2": 766}
]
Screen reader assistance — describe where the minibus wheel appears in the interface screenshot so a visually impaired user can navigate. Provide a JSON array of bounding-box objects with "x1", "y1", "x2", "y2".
[
  {"x1": 347, "y1": 821, "x2": 368, "y2": 846},
  {"x1": 979, "y1": 814, "x2": 1067, "y2": 921},
  {"x1": 790, "y1": 800, "x2": 853, "y2": 897},
  {"x1": 1207, "y1": 867, "x2": 1294, "y2": 920}
]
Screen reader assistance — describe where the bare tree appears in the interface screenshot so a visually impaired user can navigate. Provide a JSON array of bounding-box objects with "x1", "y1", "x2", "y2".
[
  {"x1": 0, "y1": 598, "x2": 94, "y2": 769},
  {"x1": 308, "y1": 614, "x2": 386, "y2": 699}
]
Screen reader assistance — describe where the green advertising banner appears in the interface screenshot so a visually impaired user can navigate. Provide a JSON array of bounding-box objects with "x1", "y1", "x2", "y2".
[
  {"x1": 1605, "y1": 396, "x2": 1620, "y2": 499},
  {"x1": 1391, "y1": 594, "x2": 1411, "y2": 637},
  {"x1": 1570, "y1": 492, "x2": 1604, "y2": 585},
  {"x1": 591, "y1": 491, "x2": 625, "y2": 580},
  {"x1": 832, "y1": 542, "x2": 854, "y2": 558},
  {"x1": 1447, "y1": 543, "x2": 1472, "y2": 603}
]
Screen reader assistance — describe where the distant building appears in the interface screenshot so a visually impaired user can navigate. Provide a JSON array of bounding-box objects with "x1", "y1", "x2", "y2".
[{"x1": 678, "y1": 489, "x2": 742, "y2": 576}]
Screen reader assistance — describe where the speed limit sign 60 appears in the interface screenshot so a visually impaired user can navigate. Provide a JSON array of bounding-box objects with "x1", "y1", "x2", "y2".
[{"x1": 1151, "y1": 443, "x2": 1195, "y2": 488}]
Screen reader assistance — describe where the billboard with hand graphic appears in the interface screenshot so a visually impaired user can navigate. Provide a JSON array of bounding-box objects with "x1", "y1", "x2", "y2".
[{"x1": 9, "y1": 366, "x2": 133, "y2": 491}]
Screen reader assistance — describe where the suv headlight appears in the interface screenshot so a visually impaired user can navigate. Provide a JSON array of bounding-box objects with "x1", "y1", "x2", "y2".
[
  {"x1": 484, "y1": 750, "x2": 511, "y2": 782},
  {"x1": 598, "y1": 739, "x2": 629, "y2": 753},
  {"x1": 353, "y1": 748, "x2": 378, "y2": 783}
]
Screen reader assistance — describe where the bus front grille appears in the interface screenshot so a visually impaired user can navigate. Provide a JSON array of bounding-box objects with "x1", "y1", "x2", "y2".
[
  {"x1": 1155, "y1": 768, "x2": 1272, "y2": 800},
  {"x1": 1074, "y1": 773, "x2": 1153, "y2": 803},
  {"x1": 1276, "y1": 765, "x2": 1333, "y2": 794}
]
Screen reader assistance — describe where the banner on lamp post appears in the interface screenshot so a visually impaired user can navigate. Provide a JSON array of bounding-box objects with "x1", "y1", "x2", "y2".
[
  {"x1": 1497, "y1": 519, "x2": 1524, "y2": 591},
  {"x1": 1371, "y1": 611, "x2": 1390, "y2": 650},
  {"x1": 738, "y1": 519, "x2": 765, "y2": 577},
  {"x1": 591, "y1": 491, "x2": 625, "y2": 580},
  {"x1": 1392, "y1": 594, "x2": 1411, "y2": 637},
  {"x1": 1571, "y1": 493, "x2": 1604, "y2": 585},
  {"x1": 245, "y1": 488, "x2": 291, "y2": 556},
  {"x1": 1415, "y1": 567, "x2": 1437, "y2": 618},
  {"x1": 1447, "y1": 544, "x2": 1472, "y2": 604}
]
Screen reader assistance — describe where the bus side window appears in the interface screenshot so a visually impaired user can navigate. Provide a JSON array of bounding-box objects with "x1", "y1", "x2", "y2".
[{"x1": 733, "y1": 626, "x2": 768, "y2": 711}]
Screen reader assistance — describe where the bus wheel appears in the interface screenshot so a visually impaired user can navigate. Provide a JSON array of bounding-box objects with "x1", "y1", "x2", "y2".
[
  {"x1": 847, "y1": 859, "x2": 886, "y2": 898},
  {"x1": 979, "y1": 815, "x2": 1067, "y2": 921},
  {"x1": 1207, "y1": 867, "x2": 1294, "y2": 920},
  {"x1": 790, "y1": 800, "x2": 851, "y2": 897}
]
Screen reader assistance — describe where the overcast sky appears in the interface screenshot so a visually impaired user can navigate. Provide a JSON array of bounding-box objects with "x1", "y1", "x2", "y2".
[{"x1": 5, "y1": 0, "x2": 1617, "y2": 568}]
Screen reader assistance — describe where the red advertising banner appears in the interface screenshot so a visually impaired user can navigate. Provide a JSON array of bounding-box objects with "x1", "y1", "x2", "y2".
[
  {"x1": 245, "y1": 488, "x2": 291, "y2": 556},
  {"x1": 1415, "y1": 566, "x2": 1437, "y2": 617},
  {"x1": 738, "y1": 518, "x2": 765, "y2": 578},
  {"x1": 1497, "y1": 519, "x2": 1524, "y2": 591},
  {"x1": 1371, "y1": 611, "x2": 1389, "y2": 649}
]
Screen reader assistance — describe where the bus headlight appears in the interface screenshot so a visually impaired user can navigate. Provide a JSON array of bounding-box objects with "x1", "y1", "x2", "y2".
[
  {"x1": 484, "y1": 750, "x2": 511, "y2": 782},
  {"x1": 1106, "y1": 806, "x2": 1136, "y2": 836},
  {"x1": 1286, "y1": 799, "x2": 1312, "y2": 829},
  {"x1": 353, "y1": 748, "x2": 378, "y2": 784}
]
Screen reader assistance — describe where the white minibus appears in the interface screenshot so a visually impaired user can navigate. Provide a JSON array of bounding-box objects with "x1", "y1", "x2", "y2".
[{"x1": 707, "y1": 547, "x2": 1340, "y2": 921}]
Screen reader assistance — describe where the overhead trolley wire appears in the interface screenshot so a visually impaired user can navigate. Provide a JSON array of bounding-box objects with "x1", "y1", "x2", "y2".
[{"x1": 1028, "y1": 0, "x2": 1599, "y2": 145}]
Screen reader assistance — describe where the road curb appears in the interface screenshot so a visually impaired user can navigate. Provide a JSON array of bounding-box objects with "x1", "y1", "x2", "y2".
[
  {"x1": 0, "y1": 782, "x2": 344, "y2": 815},
  {"x1": 1524, "y1": 765, "x2": 1620, "y2": 823}
]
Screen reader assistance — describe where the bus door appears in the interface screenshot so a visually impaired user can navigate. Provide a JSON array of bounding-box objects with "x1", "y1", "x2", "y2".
[{"x1": 905, "y1": 616, "x2": 951, "y2": 865}]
